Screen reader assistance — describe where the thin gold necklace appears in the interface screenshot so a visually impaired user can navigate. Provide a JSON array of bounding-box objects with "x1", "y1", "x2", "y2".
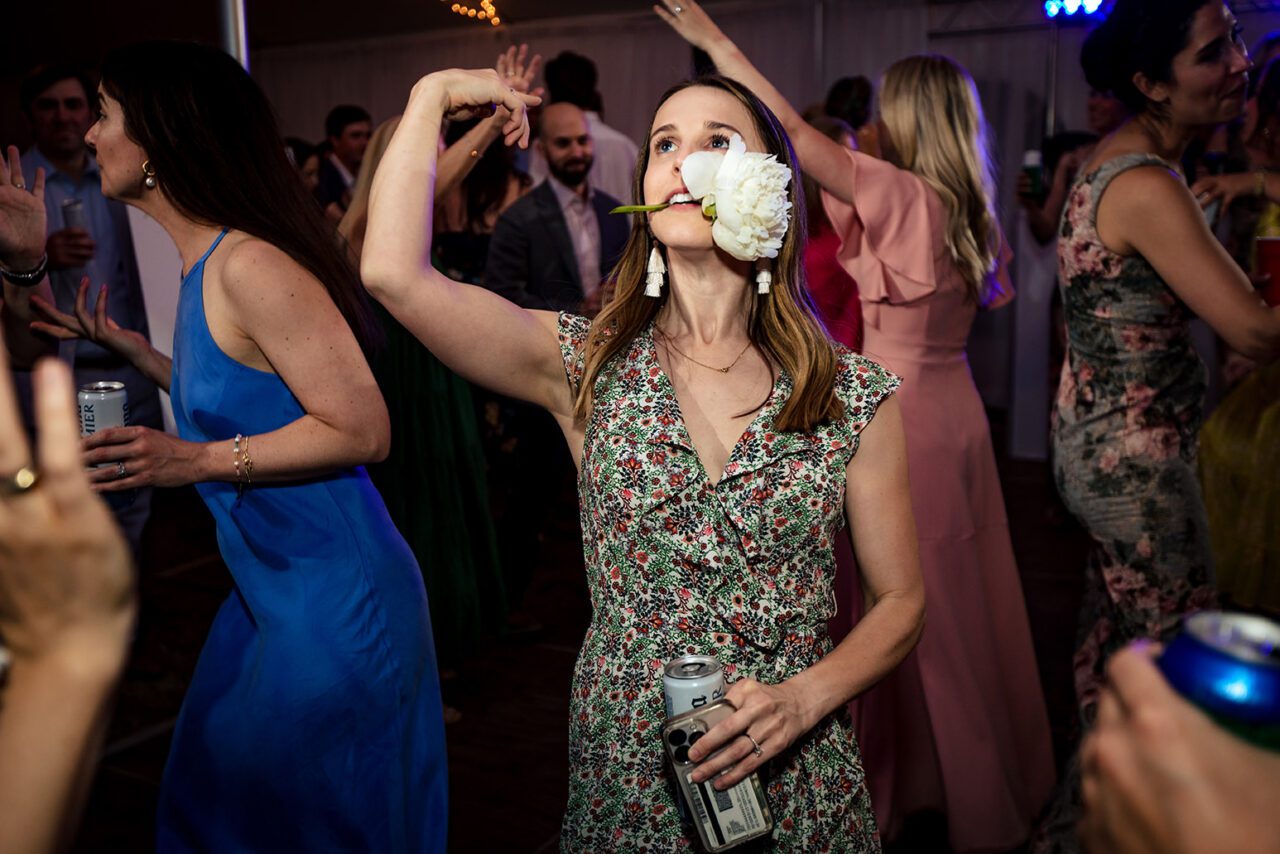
[{"x1": 655, "y1": 325, "x2": 752, "y2": 374}]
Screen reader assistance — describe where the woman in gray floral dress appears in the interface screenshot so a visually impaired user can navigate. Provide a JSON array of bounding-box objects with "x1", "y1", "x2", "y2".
[
  {"x1": 1038, "y1": 2, "x2": 1280, "y2": 849},
  {"x1": 362, "y1": 67, "x2": 925, "y2": 852}
]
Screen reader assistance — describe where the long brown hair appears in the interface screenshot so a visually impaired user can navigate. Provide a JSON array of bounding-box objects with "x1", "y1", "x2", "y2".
[
  {"x1": 573, "y1": 75, "x2": 842, "y2": 433},
  {"x1": 101, "y1": 41, "x2": 381, "y2": 352},
  {"x1": 879, "y1": 54, "x2": 1001, "y2": 304}
]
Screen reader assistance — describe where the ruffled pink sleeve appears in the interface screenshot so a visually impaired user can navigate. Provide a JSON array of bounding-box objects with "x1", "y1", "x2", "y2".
[
  {"x1": 821, "y1": 148, "x2": 942, "y2": 305},
  {"x1": 821, "y1": 148, "x2": 1016, "y2": 310}
]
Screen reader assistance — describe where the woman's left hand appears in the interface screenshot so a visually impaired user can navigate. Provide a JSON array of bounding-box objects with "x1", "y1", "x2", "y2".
[
  {"x1": 82, "y1": 426, "x2": 206, "y2": 491},
  {"x1": 687, "y1": 677, "x2": 811, "y2": 789}
]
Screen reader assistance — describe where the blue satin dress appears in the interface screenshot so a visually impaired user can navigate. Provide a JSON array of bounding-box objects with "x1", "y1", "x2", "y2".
[{"x1": 157, "y1": 230, "x2": 447, "y2": 851}]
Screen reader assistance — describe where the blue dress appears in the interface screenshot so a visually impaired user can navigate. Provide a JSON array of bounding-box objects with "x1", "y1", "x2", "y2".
[{"x1": 157, "y1": 230, "x2": 448, "y2": 852}]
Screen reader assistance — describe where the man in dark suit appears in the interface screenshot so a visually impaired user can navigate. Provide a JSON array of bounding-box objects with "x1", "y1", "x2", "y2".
[
  {"x1": 484, "y1": 102, "x2": 629, "y2": 314},
  {"x1": 480, "y1": 104, "x2": 629, "y2": 628}
]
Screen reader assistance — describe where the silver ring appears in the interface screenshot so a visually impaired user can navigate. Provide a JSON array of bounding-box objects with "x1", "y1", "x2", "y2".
[
  {"x1": 744, "y1": 732, "x2": 763, "y2": 758},
  {"x1": 673, "y1": 4, "x2": 683, "y2": 13},
  {"x1": 13, "y1": 182, "x2": 24, "y2": 190},
  {"x1": 116, "y1": 461, "x2": 127, "y2": 480},
  {"x1": 0, "y1": 465, "x2": 39, "y2": 497}
]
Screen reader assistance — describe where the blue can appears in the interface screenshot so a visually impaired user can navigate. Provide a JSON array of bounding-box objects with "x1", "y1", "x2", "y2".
[{"x1": 1159, "y1": 611, "x2": 1280, "y2": 750}]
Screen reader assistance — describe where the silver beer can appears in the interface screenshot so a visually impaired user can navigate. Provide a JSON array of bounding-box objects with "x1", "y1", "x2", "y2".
[
  {"x1": 663, "y1": 655, "x2": 727, "y2": 719},
  {"x1": 78, "y1": 381, "x2": 129, "y2": 439},
  {"x1": 62, "y1": 197, "x2": 88, "y2": 232}
]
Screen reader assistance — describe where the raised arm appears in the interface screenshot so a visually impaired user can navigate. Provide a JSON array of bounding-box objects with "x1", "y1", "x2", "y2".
[
  {"x1": 360, "y1": 70, "x2": 575, "y2": 415},
  {"x1": 0, "y1": 146, "x2": 58, "y2": 367},
  {"x1": 1103, "y1": 166, "x2": 1280, "y2": 362},
  {"x1": 655, "y1": 0, "x2": 856, "y2": 204}
]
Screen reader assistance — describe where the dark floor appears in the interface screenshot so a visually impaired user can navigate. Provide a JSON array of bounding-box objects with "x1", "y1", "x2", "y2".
[{"x1": 70, "y1": 413, "x2": 1089, "y2": 854}]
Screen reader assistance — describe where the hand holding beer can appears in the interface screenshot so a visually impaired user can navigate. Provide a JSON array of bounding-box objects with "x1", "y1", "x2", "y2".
[
  {"x1": 78, "y1": 381, "x2": 136, "y2": 510},
  {"x1": 1158, "y1": 611, "x2": 1280, "y2": 750}
]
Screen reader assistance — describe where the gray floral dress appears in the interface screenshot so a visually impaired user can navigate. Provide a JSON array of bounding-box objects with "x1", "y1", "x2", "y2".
[
  {"x1": 1053, "y1": 153, "x2": 1218, "y2": 720},
  {"x1": 556, "y1": 313, "x2": 897, "y2": 853}
]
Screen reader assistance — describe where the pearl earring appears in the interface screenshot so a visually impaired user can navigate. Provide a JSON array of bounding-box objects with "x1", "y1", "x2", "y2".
[
  {"x1": 142, "y1": 160, "x2": 157, "y2": 190},
  {"x1": 645, "y1": 245, "x2": 666, "y2": 298}
]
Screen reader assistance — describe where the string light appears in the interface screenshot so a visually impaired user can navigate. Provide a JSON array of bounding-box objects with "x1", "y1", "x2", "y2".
[
  {"x1": 1044, "y1": 0, "x2": 1105, "y2": 17},
  {"x1": 442, "y1": 0, "x2": 503, "y2": 25}
]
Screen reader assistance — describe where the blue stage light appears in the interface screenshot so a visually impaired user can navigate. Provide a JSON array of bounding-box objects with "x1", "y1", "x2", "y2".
[{"x1": 1044, "y1": 0, "x2": 1106, "y2": 18}]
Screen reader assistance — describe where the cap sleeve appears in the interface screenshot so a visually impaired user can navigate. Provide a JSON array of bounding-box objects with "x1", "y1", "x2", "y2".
[
  {"x1": 821, "y1": 148, "x2": 942, "y2": 305},
  {"x1": 557, "y1": 311, "x2": 592, "y2": 392},
  {"x1": 835, "y1": 350, "x2": 902, "y2": 452}
]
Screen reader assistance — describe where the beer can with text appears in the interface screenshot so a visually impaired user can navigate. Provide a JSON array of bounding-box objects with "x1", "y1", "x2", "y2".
[
  {"x1": 78, "y1": 381, "x2": 129, "y2": 437},
  {"x1": 78, "y1": 381, "x2": 135, "y2": 510},
  {"x1": 1159, "y1": 611, "x2": 1280, "y2": 750},
  {"x1": 663, "y1": 655, "x2": 727, "y2": 720}
]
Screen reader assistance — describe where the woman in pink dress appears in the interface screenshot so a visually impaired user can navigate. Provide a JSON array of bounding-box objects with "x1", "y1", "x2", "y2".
[{"x1": 661, "y1": 3, "x2": 1056, "y2": 850}]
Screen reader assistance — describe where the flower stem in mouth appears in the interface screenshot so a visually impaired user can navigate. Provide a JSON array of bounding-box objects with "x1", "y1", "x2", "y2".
[{"x1": 610, "y1": 203, "x2": 670, "y2": 214}]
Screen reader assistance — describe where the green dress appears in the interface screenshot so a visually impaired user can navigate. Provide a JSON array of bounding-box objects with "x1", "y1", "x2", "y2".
[
  {"x1": 556, "y1": 313, "x2": 896, "y2": 852},
  {"x1": 367, "y1": 302, "x2": 505, "y2": 667}
]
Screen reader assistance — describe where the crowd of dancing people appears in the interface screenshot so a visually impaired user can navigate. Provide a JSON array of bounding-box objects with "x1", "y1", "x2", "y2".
[{"x1": 1, "y1": 0, "x2": 1278, "y2": 851}]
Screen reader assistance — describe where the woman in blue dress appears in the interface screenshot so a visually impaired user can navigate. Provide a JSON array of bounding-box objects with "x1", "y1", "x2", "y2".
[{"x1": 29, "y1": 42, "x2": 447, "y2": 851}]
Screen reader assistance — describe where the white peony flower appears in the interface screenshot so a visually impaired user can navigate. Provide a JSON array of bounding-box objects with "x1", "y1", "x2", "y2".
[{"x1": 680, "y1": 133, "x2": 793, "y2": 262}]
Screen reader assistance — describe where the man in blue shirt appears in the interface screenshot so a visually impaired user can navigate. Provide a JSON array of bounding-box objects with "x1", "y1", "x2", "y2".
[{"x1": 18, "y1": 64, "x2": 162, "y2": 551}]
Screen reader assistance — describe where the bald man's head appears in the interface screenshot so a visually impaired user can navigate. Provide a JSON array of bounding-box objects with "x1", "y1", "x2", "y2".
[{"x1": 538, "y1": 102, "x2": 594, "y2": 188}]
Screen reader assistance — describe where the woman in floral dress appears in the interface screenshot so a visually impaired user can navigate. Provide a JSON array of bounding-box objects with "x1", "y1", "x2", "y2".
[
  {"x1": 1036, "y1": 2, "x2": 1280, "y2": 848},
  {"x1": 362, "y1": 67, "x2": 924, "y2": 851}
]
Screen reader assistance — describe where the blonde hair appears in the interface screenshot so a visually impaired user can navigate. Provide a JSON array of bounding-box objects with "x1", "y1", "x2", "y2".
[
  {"x1": 337, "y1": 115, "x2": 402, "y2": 260},
  {"x1": 879, "y1": 55, "x2": 1001, "y2": 303},
  {"x1": 573, "y1": 76, "x2": 842, "y2": 433}
]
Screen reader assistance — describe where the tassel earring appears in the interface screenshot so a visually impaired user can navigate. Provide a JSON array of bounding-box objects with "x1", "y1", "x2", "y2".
[
  {"x1": 645, "y1": 245, "x2": 666, "y2": 298},
  {"x1": 755, "y1": 260, "x2": 772, "y2": 295},
  {"x1": 142, "y1": 160, "x2": 157, "y2": 190}
]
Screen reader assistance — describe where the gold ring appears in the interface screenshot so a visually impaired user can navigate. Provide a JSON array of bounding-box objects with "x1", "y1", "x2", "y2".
[
  {"x1": 744, "y1": 732, "x2": 763, "y2": 757},
  {"x1": 0, "y1": 465, "x2": 39, "y2": 497}
]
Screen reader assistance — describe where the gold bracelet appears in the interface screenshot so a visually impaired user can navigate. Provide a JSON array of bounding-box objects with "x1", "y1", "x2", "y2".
[
  {"x1": 242, "y1": 435, "x2": 254, "y2": 486},
  {"x1": 1256, "y1": 170, "x2": 1268, "y2": 198}
]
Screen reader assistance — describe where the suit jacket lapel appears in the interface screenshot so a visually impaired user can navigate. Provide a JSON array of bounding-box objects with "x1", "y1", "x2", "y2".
[{"x1": 534, "y1": 182, "x2": 581, "y2": 291}]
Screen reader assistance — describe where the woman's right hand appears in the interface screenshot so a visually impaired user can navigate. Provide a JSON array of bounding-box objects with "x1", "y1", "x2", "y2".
[
  {"x1": 29, "y1": 278, "x2": 153, "y2": 367},
  {"x1": 413, "y1": 69, "x2": 540, "y2": 149},
  {"x1": 0, "y1": 145, "x2": 48, "y2": 271},
  {"x1": 653, "y1": 0, "x2": 728, "y2": 51}
]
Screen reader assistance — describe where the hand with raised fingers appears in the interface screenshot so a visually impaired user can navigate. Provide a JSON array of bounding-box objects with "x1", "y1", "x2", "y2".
[
  {"x1": 653, "y1": 0, "x2": 727, "y2": 52},
  {"x1": 686, "y1": 676, "x2": 810, "y2": 790},
  {"x1": 0, "y1": 145, "x2": 48, "y2": 272},
  {"x1": 29, "y1": 278, "x2": 152, "y2": 367},
  {"x1": 0, "y1": 330, "x2": 135, "y2": 671},
  {"x1": 496, "y1": 43, "x2": 544, "y2": 100},
  {"x1": 415, "y1": 68, "x2": 541, "y2": 149}
]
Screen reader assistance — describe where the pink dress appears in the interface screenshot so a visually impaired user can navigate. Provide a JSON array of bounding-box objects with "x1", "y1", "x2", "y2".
[{"x1": 823, "y1": 148, "x2": 1056, "y2": 851}]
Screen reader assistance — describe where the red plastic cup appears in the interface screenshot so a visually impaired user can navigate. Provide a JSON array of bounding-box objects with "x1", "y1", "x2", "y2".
[{"x1": 1254, "y1": 236, "x2": 1280, "y2": 306}]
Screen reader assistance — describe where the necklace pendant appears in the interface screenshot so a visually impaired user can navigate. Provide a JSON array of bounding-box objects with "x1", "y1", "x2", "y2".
[{"x1": 718, "y1": 366, "x2": 730, "y2": 373}]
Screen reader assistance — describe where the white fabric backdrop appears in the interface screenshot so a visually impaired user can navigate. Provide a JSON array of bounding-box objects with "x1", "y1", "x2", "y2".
[{"x1": 249, "y1": 1, "x2": 1280, "y2": 454}]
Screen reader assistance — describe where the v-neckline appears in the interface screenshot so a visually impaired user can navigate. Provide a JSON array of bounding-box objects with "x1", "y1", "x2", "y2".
[{"x1": 642, "y1": 323, "x2": 782, "y2": 488}]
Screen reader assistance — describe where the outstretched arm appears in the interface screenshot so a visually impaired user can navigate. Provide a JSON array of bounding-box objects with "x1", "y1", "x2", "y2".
[
  {"x1": 361, "y1": 70, "x2": 577, "y2": 415},
  {"x1": 655, "y1": 0, "x2": 856, "y2": 204}
]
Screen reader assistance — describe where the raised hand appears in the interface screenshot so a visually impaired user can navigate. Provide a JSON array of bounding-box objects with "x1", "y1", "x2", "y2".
[
  {"x1": 29, "y1": 278, "x2": 152, "y2": 366},
  {"x1": 0, "y1": 338, "x2": 135, "y2": 669},
  {"x1": 496, "y1": 43, "x2": 544, "y2": 99},
  {"x1": 653, "y1": 0, "x2": 728, "y2": 51},
  {"x1": 414, "y1": 68, "x2": 541, "y2": 148},
  {"x1": 0, "y1": 145, "x2": 48, "y2": 271}
]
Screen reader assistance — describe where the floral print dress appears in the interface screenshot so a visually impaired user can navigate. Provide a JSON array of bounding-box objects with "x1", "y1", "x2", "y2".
[
  {"x1": 1054, "y1": 152, "x2": 1217, "y2": 720},
  {"x1": 556, "y1": 313, "x2": 898, "y2": 853}
]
